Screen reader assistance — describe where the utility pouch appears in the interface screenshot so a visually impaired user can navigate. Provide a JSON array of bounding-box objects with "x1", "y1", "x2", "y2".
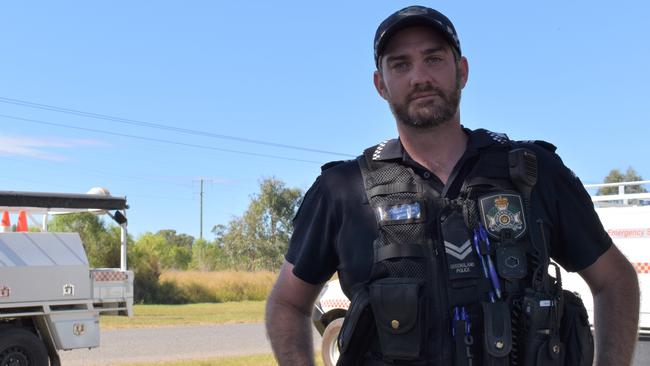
[
  {"x1": 494, "y1": 228, "x2": 527, "y2": 280},
  {"x1": 337, "y1": 288, "x2": 374, "y2": 366},
  {"x1": 482, "y1": 301, "x2": 512, "y2": 366},
  {"x1": 495, "y1": 245, "x2": 527, "y2": 280},
  {"x1": 529, "y1": 335, "x2": 563, "y2": 366},
  {"x1": 559, "y1": 290, "x2": 594, "y2": 366},
  {"x1": 369, "y1": 277, "x2": 424, "y2": 361},
  {"x1": 522, "y1": 289, "x2": 563, "y2": 366}
]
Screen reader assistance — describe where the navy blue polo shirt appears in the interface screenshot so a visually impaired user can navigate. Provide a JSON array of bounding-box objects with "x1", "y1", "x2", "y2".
[{"x1": 285, "y1": 128, "x2": 612, "y2": 297}]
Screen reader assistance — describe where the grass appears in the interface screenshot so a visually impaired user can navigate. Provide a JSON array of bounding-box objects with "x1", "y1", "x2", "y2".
[
  {"x1": 98, "y1": 271, "x2": 329, "y2": 364},
  {"x1": 118, "y1": 353, "x2": 324, "y2": 366},
  {"x1": 160, "y1": 271, "x2": 277, "y2": 303},
  {"x1": 100, "y1": 301, "x2": 266, "y2": 329}
]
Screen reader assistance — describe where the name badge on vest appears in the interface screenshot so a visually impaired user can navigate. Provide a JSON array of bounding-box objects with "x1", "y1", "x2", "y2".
[
  {"x1": 478, "y1": 193, "x2": 527, "y2": 240},
  {"x1": 441, "y1": 210, "x2": 480, "y2": 280},
  {"x1": 375, "y1": 202, "x2": 425, "y2": 225}
]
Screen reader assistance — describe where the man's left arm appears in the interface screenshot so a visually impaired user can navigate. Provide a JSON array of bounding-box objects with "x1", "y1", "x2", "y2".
[{"x1": 579, "y1": 244, "x2": 640, "y2": 366}]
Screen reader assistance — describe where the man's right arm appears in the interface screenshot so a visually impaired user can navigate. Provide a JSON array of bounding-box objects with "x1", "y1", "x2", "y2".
[{"x1": 265, "y1": 260, "x2": 324, "y2": 366}]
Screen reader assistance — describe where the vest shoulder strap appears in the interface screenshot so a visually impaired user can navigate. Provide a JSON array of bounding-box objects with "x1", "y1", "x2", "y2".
[
  {"x1": 321, "y1": 160, "x2": 346, "y2": 172},
  {"x1": 514, "y1": 139, "x2": 557, "y2": 153},
  {"x1": 356, "y1": 155, "x2": 373, "y2": 205}
]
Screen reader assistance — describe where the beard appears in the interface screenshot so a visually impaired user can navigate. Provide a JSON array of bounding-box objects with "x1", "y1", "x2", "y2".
[{"x1": 389, "y1": 72, "x2": 462, "y2": 129}]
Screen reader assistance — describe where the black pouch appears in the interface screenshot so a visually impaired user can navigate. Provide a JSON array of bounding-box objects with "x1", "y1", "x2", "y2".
[
  {"x1": 369, "y1": 277, "x2": 424, "y2": 361},
  {"x1": 337, "y1": 288, "x2": 374, "y2": 366},
  {"x1": 559, "y1": 290, "x2": 594, "y2": 366},
  {"x1": 521, "y1": 289, "x2": 563, "y2": 366},
  {"x1": 532, "y1": 335, "x2": 563, "y2": 366},
  {"x1": 482, "y1": 301, "x2": 512, "y2": 366}
]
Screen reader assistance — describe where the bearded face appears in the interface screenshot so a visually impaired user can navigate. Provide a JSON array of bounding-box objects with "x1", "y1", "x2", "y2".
[
  {"x1": 375, "y1": 27, "x2": 466, "y2": 129},
  {"x1": 387, "y1": 66, "x2": 462, "y2": 129}
]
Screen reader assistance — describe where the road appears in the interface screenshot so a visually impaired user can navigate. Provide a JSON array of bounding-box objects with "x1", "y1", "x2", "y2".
[
  {"x1": 59, "y1": 323, "x2": 649, "y2": 365},
  {"x1": 59, "y1": 323, "x2": 321, "y2": 365}
]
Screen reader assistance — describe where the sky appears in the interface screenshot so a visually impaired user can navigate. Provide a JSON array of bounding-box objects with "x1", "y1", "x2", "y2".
[{"x1": 0, "y1": 1, "x2": 648, "y2": 239}]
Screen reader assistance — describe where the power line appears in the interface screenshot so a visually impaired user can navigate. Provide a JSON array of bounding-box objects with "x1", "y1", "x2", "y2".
[
  {"x1": 0, "y1": 96, "x2": 355, "y2": 158},
  {"x1": 0, "y1": 113, "x2": 324, "y2": 164},
  {"x1": 0, "y1": 154, "x2": 194, "y2": 189}
]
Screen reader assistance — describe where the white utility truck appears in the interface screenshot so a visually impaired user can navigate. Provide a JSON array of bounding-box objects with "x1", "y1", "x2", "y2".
[
  {"x1": 0, "y1": 190, "x2": 133, "y2": 366},
  {"x1": 313, "y1": 181, "x2": 650, "y2": 366}
]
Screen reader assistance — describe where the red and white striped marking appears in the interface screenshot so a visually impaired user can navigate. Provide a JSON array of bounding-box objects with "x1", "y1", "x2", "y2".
[
  {"x1": 92, "y1": 271, "x2": 127, "y2": 282},
  {"x1": 321, "y1": 298, "x2": 350, "y2": 310},
  {"x1": 633, "y1": 262, "x2": 650, "y2": 274}
]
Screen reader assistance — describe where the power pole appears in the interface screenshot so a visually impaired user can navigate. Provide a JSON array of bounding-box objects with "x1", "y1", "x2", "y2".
[
  {"x1": 195, "y1": 178, "x2": 217, "y2": 240},
  {"x1": 200, "y1": 179, "x2": 204, "y2": 240}
]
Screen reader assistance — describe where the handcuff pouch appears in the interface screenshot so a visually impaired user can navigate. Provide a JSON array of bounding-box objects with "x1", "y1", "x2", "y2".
[{"x1": 369, "y1": 277, "x2": 424, "y2": 360}]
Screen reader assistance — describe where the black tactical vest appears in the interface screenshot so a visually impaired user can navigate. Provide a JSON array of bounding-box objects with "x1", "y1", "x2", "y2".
[{"x1": 336, "y1": 130, "x2": 593, "y2": 366}]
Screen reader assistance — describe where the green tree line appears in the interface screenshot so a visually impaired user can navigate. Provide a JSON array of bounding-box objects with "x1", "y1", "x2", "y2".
[{"x1": 48, "y1": 177, "x2": 303, "y2": 302}]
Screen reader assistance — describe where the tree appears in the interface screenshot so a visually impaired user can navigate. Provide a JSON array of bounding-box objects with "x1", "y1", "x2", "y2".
[
  {"x1": 133, "y1": 231, "x2": 192, "y2": 270},
  {"x1": 597, "y1": 167, "x2": 647, "y2": 195},
  {"x1": 156, "y1": 229, "x2": 194, "y2": 250},
  {"x1": 213, "y1": 177, "x2": 303, "y2": 271},
  {"x1": 189, "y1": 238, "x2": 229, "y2": 271},
  {"x1": 129, "y1": 230, "x2": 194, "y2": 303}
]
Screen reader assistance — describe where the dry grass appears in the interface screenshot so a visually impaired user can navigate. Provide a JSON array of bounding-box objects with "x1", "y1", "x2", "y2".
[
  {"x1": 102, "y1": 271, "x2": 278, "y2": 329},
  {"x1": 160, "y1": 271, "x2": 277, "y2": 303}
]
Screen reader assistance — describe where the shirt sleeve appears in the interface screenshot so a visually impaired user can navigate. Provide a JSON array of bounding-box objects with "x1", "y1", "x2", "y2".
[
  {"x1": 544, "y1": 153, "x2": 613, "y2": 272},
  {"x1": 285, "y1": 176, "x2": 339, "y2": 285}
]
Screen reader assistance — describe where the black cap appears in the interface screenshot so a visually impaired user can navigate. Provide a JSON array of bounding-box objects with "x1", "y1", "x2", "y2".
[{"x1": 374, "y1": 5, "x2": 461, "y2": 68}]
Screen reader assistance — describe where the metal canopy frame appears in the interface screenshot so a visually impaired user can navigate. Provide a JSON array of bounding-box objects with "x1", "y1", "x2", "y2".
[
  {"x1": 0, "y1": 190, "x2": 127, "y2": 212},
  {"x1": 0, "y1": 190, "x2": 130, "y2": 271}
]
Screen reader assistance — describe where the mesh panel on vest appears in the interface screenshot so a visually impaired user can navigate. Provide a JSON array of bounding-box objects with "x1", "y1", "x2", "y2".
[
  {"x1": 378, "y1": 223, "x2": 427, "y2": 245},
  {"x1": 365, "y1": 161, "x2": 429, "y2": 281},
  {"x1": 368, "y1": 164, "x2": 414, "y2": 186},
  {"x1": 384, "y1": 258, "x2": 426, "y2": 278},
  {"x1": 373, "y1": 193, "x2": 418, "y2": 205}
]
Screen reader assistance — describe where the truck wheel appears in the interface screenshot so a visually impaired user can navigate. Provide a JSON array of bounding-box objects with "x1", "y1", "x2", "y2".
[
  {"x1": 321, "y1": 317, "x2": 344, "y2": 366},
  {"x1": 0, "y1": 327, "x2": 50, "y2": 366}
]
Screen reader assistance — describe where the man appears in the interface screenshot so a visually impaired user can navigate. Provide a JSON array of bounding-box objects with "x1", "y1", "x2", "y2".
[{"x1": 266, "y1": 5, "x2": 639, "y2": 366}]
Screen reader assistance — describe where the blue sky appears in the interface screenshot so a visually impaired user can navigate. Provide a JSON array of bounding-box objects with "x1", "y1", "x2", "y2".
[{"x1": 0, "y1": 1, "x2": 648, "y2": 238}]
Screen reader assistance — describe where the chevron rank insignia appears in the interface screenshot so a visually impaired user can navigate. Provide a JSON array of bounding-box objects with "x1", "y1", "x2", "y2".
[
  {"x1": 445, "y1": 240, "x2": 472, "y2": 260},
  {"x1": 441, "y1": 210, "x2": 480, "y2": 280},
  {"x1": 444, "y1": 239, "x2": 479, "y2": 280},
  {"x1": 479, "y1": 193, "x2": 526, "y2": 239}
]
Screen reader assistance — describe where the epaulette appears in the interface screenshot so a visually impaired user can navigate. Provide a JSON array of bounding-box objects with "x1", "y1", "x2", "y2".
[
  {"x1": 516, "y1": 140, "x2": 557, "y2": 153},
  {"x1": 360, "y1": 139, "x2": 402, "y2": 163},
  {"x1": 485, "y1": 130, "x2": 510, "y2": 145},
  {"x1": 472, "y1": 129, "x2": 511, "y2": 147},
  {"x1": 321, "y1": 160, "x2": 346, "y2": 172}
]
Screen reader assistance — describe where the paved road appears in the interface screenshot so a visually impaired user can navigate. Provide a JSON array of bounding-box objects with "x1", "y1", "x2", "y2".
[
  {"x1": 59, "y1": 323, "x2": 649, "y2": 365},
  {"x1": 59, "y1": 323, "x2": 321, "y2": 366}
]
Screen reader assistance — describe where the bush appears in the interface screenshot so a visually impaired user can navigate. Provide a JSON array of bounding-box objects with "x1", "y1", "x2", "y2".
[{"x1": 131, "y1": 244, "x2": 187, "y2": 304}]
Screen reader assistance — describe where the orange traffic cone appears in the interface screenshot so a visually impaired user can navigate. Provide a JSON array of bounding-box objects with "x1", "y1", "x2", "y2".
[
  {"x1": 1, "y1": 212, "x2": 10, "y2": 232},
  {"x1": 16, "y1": 211, "x2": 28, "y2": 232}
]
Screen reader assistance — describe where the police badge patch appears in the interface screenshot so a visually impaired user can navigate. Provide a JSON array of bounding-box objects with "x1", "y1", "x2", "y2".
[{"x1": 478, "y1": 193, "x2": 526, "y2": 239}]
